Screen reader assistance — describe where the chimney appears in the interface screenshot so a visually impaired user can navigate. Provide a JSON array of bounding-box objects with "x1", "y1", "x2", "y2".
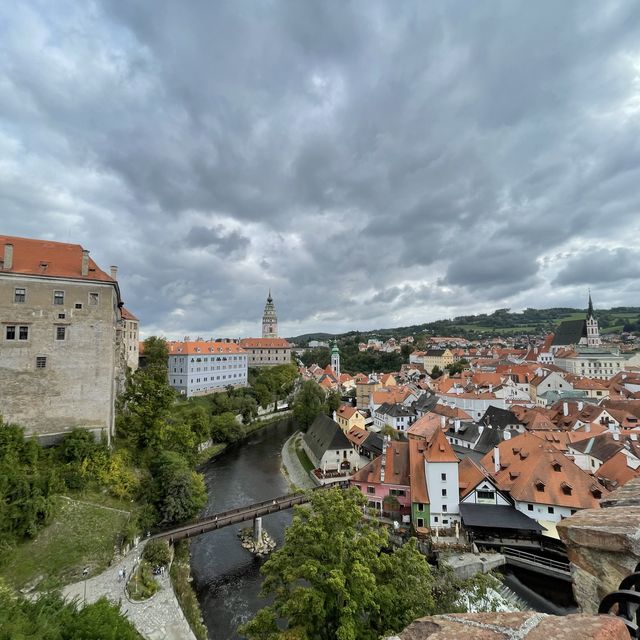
[
  {"x1": 563, "y1": 401, "x2": 569, "y2": 417},
  {"x1": 3, "y1": 243, "x2": 13, "y2": 270},
  {"x1": 613, "y1": 433, "x2": 620, "y2": 441},
  {"x1": 493, "y1": 446, "x2": 500, "y2": 474},
  {"x1": 454, "y1": 419, "x2": 460, "y2": 433},
  {"x1": 440, "y1": 415, "x2": 446, "y2": 429},
  {"x1": 110, "y1": 265, "x2": 118, "y2": 280},
  {"x1": 81, "y1": 250, "x2": 90, "y2": 276},
  {"x1": 577, "y1": 401, "x2": 584, "y2": 411}
]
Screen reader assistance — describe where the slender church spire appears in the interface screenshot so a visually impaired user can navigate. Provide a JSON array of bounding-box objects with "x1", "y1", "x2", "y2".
[{"x1": 585, "y1": 290, "x2": 600, "y2": 347}]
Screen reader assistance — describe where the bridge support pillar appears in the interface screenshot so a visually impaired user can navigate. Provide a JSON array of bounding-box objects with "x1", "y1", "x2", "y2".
[{"x1": 253, "y1": 517, "x2": 263, "y2": 544}]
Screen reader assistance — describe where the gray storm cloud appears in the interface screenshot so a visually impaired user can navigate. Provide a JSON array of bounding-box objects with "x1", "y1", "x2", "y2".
[{"x1": 1, "y1": 0, "x2": 640, "y2": 337}]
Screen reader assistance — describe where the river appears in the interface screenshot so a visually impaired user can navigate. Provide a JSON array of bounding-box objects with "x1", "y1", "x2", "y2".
[{"x1": 190, "y1": 419, "x2": 296, "y2": 640}]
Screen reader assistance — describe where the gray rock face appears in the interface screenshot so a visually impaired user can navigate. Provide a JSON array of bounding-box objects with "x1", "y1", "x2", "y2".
[{"x1": 557, "y1": 477, "x2": 640, "y2": 613}]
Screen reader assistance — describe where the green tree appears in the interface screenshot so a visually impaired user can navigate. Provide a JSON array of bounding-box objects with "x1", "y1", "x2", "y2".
[
  {"x1": 150, "y1": 451, "x2": 207, "y2": 526},
  {"x1": 241, "y1": 488, "x2": 456, "y2": 640},
  {"x1": 292, "y1": 381, "x2": 326, "y2": 431},
  {"x1": 142, "y1": 336, "x2": 169, "y2": 370},
  {"x1": 0, "y1": 583, "x2": 143, "y2": 639},
  {"x1": 117, "y1": 366, "x2": 176, "y2": 449},
  {"x1": 210, "y1": 412, "x2": 244, "y2": 443},
  {"x1": 325, "y1": 390, "x2": 342, "y2": 414},
  {"x1": 430, "y1": 365, "x2": 443, "y2": 379}
]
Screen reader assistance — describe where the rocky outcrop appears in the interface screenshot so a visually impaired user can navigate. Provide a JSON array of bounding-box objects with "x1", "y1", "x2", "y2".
[
  {"x1": 557, "y1": 476, "x2": 640, "y2": 613},
  {"x1": 388, "y1": 612, "x2": 627, "y2": 639}
]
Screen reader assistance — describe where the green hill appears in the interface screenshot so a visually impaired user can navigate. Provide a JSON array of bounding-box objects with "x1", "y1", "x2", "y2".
[{"x1": 288, "y1": 306, "x2": 640, "y2": 345}]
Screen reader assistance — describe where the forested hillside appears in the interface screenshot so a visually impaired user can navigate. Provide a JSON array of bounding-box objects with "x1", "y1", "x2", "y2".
[{"x1": 290, "y1": 306, "x2": 640, "y2": 344}]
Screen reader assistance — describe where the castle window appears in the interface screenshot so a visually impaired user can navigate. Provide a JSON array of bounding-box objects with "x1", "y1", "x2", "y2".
[
  {"x1": 56, "y1": 326, "x2": 66, "y2": 341},
  {"x1": 53, "y1": 290, "x2": 64, "y2": 305},
  {"x1": 36, "y1": 356, "x2": 47, "y2": 369},
  {"x1": 14, "y1": 287, "x2": 26, "y2": 303},
  {"x1": 75, "y1": 303, "x2": 83, "y2": 309},
  {"x1": 6, "y1": 325, "x2": 16, "y2": 340},
  {"x1": 89, "y1": 292, "x2": 99, "y2": 305}
]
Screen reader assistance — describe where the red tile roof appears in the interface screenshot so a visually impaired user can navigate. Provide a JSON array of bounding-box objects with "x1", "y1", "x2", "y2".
[
  {"x1": 409, "y1": 439, "x2": 429, "y2": 504},
  {"x1": 168, "y1": 341, "x2": 246, "y2": 355},
  {"x1": 479, "y1": 432, "x2": 606, "y2": 509},
  {"x1": 120, "y1": 306, "x2": 138, "y2": 321},
  {"x1": 1, "y1": 235, "x2": 114, "y2": 282},
  {"x1": 239, "y1": 338, "x2": 291, "y2": 348}
]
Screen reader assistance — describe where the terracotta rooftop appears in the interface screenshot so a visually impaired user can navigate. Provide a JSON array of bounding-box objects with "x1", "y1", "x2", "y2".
[
  {"x1": 168, "y1": 341, "x2": 246, "y2": 355},
  {"x1": 337, "y1": 404, "x2": 359, "y2": 420},
  {"x1": 239, "y1": 338, "x2": 291, "y2": 348},
  {"x1": 120, "y1": 306, "x2": 138, "y2": 321},
  {"x1": 409, "y1": 439, "x2": 429, "y2": 504},
  {"x1": 479, "y1": 432, "x2": 607, "y2": 509},
  {"x1": 351, "y1": 441, "x2": 410, "y2": 487},
  {"x1": 1, "y1": 234, "x2": 114, "y2": 283}
]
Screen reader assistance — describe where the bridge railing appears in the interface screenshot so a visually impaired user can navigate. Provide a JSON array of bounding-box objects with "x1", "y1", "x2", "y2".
[
  {"x1": 503, "y1": 547, "x2": 571, "y2": 573},
  {"x1": 149, "y1": 485, "x2": 337, "y2": 540}
]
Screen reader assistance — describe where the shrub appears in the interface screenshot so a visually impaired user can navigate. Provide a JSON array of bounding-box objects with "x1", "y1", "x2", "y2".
[{"x1": 143, "y1": 539, "x2": 171, "y2": 567}]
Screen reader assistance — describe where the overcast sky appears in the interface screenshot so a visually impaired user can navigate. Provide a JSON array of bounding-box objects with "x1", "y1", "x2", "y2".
[{"x1": 2, "y1": 1, "x2": 640, "y2": 339}]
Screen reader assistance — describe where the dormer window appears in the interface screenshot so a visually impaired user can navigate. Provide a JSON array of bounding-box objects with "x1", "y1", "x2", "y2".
[
  {"x1": 591, "y1": 486, "x2": 602, "y2": 499},
  {"x1": 561, "y1": 482, "x2": 573, "y2": 496},
  {"x1": 535, "y1": 479, "x2": 545, "y2": 492},
  {"x1": 552, "y1": 461, "x2": 562, "y2": 472}
]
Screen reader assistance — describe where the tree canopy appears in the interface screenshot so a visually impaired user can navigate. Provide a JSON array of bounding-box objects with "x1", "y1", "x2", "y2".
[
  {"x1": 240, "y1": 487, "x2": 461, "y2": 640},
  {"x1": 0, "y1": 584, "x2": 143, "y2": 639}
]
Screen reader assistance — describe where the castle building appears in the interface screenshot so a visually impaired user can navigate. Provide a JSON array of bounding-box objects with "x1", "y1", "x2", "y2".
[
  {"x1": 0, "y1": 235, "x2": 133, "y2": 443},
  {"x1": 121, "y1": 305, "x2": 140, "y2": 371},
  {"x1": 239, "y1": 290, "x2": 291, "y2": 368},
  {"x1": 262, "y1": 290, "x2": 278, "y2": 338}
]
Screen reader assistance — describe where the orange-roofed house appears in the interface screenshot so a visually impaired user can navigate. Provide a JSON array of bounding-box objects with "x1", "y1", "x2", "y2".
[
  {"x1": 458, "y1": 457, "x2": 511, "y2": 507},
  {"x1": 0, "y1": 235, "x2": 129, "y2": 443},
  {"x1": 351, "y1": 426, "x2": 460, "y2": 529},
  {"x1": 335, "y1": 404, "x2": 366, "y2": 432},
  {"x1": 168, "y1": 340, "x2": 248, "y2": 397},
  {"x1": 479, "y1": 432, "x2": 606, "y2": 524}
]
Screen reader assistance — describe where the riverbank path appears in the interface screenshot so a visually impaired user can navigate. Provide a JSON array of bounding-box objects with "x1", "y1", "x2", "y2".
[
  {"x1": 62, "y1": 542, "x2": 197, "y2": 640},
  {"x1": 281, "y1": 431, "x2": 317, "y2": 491}
]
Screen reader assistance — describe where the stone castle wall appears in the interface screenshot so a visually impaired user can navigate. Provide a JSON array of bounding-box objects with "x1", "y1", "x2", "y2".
[{"x1": 0, "y1": 276, "x2": 121, "y2": 442}]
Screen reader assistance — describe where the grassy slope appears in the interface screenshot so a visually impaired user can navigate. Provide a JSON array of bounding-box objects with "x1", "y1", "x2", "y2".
[{"x1": 0, "y1": 496, "x2": 129, "y2": 590}]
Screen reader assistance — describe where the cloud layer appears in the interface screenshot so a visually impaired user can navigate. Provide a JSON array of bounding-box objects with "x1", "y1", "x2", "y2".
[{"x1": 2, "y1": 1, "x2": 640, "y2": 337}]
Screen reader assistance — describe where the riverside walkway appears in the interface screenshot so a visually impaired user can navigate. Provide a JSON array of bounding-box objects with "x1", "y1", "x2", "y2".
[{"x1": 62, "y1": 541, "x2": 196, "y2": 640}]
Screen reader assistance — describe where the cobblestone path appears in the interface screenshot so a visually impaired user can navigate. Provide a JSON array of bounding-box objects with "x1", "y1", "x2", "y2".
[{"x1": 62, "y1": 542, "x2": 197, "y2": 640}]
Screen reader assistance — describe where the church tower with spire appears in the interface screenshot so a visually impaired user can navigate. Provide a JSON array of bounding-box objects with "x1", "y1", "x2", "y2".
[
  {"x1": 586, "y1": 291, "x2": 601, "y2": 347},
  {"x1": 331, "y1": 341, "x2": 341, "y2": 380},
  {"x1": 262, "y1": 290, "x2": 278, "y2": 338}
]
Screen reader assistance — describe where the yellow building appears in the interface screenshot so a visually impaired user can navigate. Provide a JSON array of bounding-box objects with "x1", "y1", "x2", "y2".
[
  {"x1": 423, "y1": 348, "x2": 454, "y2": 372},
  {"x1": 335, "y1": 404, "x2": 366, "y2": 432}
]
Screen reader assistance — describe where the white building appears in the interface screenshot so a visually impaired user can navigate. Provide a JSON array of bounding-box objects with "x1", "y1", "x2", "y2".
[
  {"x1": 168, "y1": 340, "x2": 248, "y2": 397},
  {"x1": 422, "y1": 428, "x2": 460, "y2": 527}
]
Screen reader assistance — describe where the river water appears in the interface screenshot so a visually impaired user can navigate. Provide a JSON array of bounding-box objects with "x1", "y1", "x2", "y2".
[{"x1": 190, "y1": 419, "x2": 296, "y2": 640}]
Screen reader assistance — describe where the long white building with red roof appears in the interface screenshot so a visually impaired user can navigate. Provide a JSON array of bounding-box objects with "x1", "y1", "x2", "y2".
[{"x1": 168, "y1": 340, "x2": 248, "y2": 397}]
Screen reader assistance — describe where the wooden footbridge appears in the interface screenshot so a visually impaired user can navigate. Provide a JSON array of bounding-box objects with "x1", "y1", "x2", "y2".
[{"x1": 149, "y1": 486, "x2": 332, "y2": 544}]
